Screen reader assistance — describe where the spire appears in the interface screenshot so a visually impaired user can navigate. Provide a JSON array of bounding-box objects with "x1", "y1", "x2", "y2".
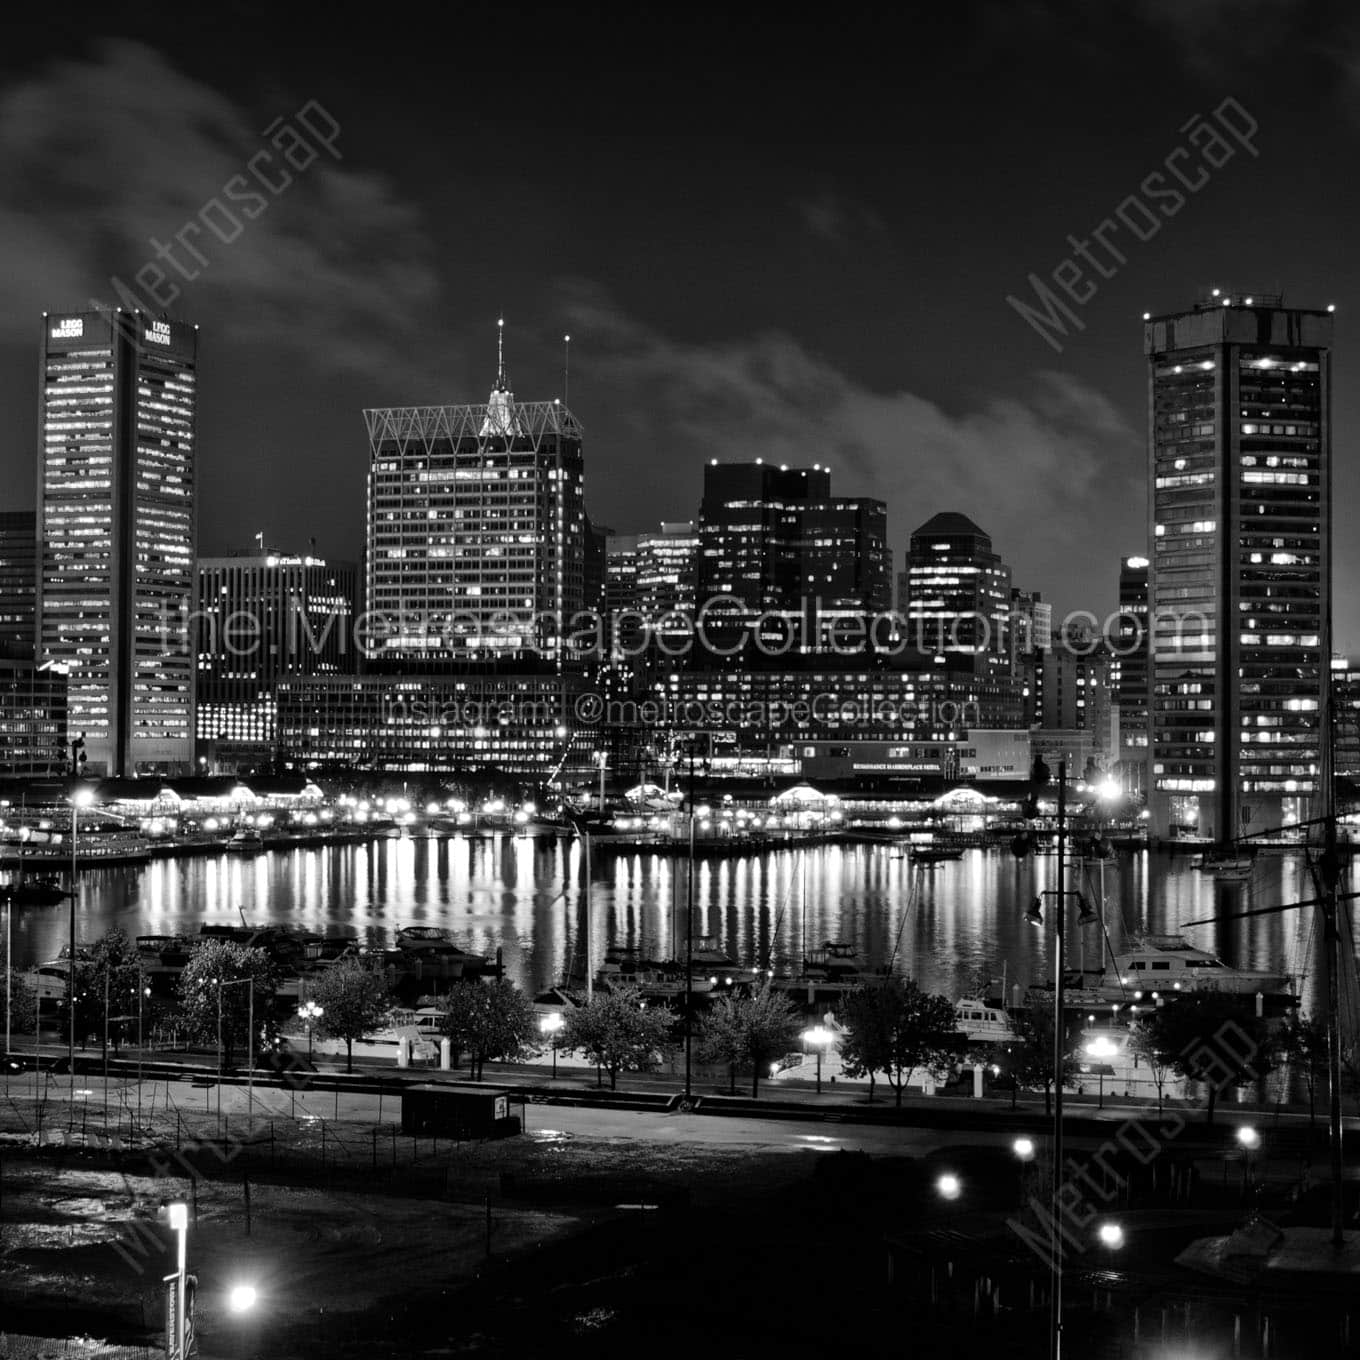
[
  {"x1": 481, "y1": 316, "x2": 521, "y2": 436},
  {"x1": 496, "y1": 316, "x2": 508, "y2": 392}
]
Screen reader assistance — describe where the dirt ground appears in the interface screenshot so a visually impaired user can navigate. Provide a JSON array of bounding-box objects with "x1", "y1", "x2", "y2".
[{"x1": 0, "y1": 1128, "x2": 818, "y2": 1359}]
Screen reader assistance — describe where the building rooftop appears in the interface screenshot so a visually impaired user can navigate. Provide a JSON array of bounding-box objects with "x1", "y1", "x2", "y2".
[{"x1": 911, "y1": 511, "x2": 989, "y2": 540}]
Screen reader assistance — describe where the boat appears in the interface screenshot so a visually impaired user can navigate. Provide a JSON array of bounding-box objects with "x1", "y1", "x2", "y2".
[
  {"x1": 953, "y1": 998, "x2": 1015, "y2": 1044},
  {"x1": 395, "y1": 926, "x2": 455, "y2": 951},
  {"x1": 0, "y1": 831, "x2": 152, "y2": 867},
  {"x1": 225, "y1": 829, "x2": 265, "y2": 855},
  {"x1": 1061, "y1": 933, "x2": 1293, "y2": 1002},
  {"x1": 0, "y1": 875, "x2": 71, "y2": 907},
  {"x1": 770, "y1": 941, "x2": 893, "y2": 1004},
  {"x1": 394, "y1": 925, "x2": 490, "y2": 977},
  {"x1": 912, "y1": 846, "x2": 964, "y2": 865},
  {"x1": 1194, "y1": 851, "x2": 1254, "y2": 881}
]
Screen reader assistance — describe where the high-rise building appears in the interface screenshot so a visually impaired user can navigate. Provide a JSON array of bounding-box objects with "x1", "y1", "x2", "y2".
[
  {"x1": 1111, "y1": 555, "x2": 1150, "y2": 790},
  {"x1": 363, "y1": 329, "x2": 585, "y2": 668},
  {"x1": 37, "y1": 309, "x2": 197, "y2": 776},
  {"x1": 636, "y1": 521, "x2": 698, "y2": 623},
  {"x1": 1145, "y1": 291, "x2": 1331, "y2": 838},
  {"x1": 0, "y1": 510, "x2": 37, "y2": 660},
  {"x1": 695, "y1": 460, "x2": 887, "y2": 651},
  {"x1": 583, "y1": 518, "x2": 610, "y2": 616},
  {"x1": 195, "y1": 547, "x2": 357, "y2": 769},
  {"x1": 0, "y1": 660, "x2": 67, "y2": 776},
  {"x1": 903, "y1": 512, "x2": 1011, "y2": 668}
]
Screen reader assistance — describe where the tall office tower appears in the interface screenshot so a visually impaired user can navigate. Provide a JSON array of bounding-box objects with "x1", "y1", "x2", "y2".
[
  {"x1": 1146, "y1": 292, "x2": 1331, "y2": 838},
  {"x1": 636, "y1": 521, "x2": 698, "y2": 621},
  {"x1": 1007, "y1": 587, "x2": 1050, "y2": 726},
  {"x1": 363, "y1": 328, "x2": 585, "y2": 668},
  {"x1": 695, "y1": 460, "x2": 886, "y2": 651},
  {"x1": 1040, "y1": 631, "x2": 1112, "y2": 764},
  {"x1": 37, "y1": 309, "x2": 197, "y2": 776},
  {"x1": 904, "y1": 512, "x2": 1011, "y2": 669},
  {"x1": 195, "y1": 547, "x2": 357, "y2": 769},
  {"x1": 583, "y1": 518, "x2": 610, "y2": 615},
  {"x1": 799, "y1": 498, "x2": 891, "y2": 623},
  {"x1": 0, "y1": 510, "x2": 37, "y2": 660},
  {"x1": 1111, "y1": 555, "x2": 1150, "y2": 790}
]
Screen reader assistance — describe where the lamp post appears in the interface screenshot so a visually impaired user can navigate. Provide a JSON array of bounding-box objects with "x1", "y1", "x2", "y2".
[
  {"x1": 803, "y1": 1024, "x2": 833, "y2": 1094},
  {"x1": 1085, "y1": 1035, "x2": 1118, "y2": 1111},
  {"x1": 1237, "y1": 1124, "x2": 1260, "y2": 1194},
  {"x1": 67, "y1": 787, "x2": 95, "y2": 1087},
  {"x1": 539, "y1": 1012, "x2": 563, "y2": 1078},
  {"x1": 297, "y1": 999, "x2": 323, "y2": 1063},
  {"x1": 168, "y1": 1201, "x2": 188, "y2": 1360}
]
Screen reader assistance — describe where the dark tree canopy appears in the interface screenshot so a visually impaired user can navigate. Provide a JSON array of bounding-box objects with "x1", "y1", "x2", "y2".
[{"x1": 839, "y1": 978, "x2": 963, "y2": 1107}]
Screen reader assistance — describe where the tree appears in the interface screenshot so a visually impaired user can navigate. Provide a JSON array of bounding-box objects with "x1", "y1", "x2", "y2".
[
  {"x1": 439, "y1": 979, "x2": 536, "y2": 1080},
  {"x1": 561, "y1": 987, "x2": 673, "y2": 1090},
  {"x1": 176, "y1": 941, "x2": 278, "y2": 1067},
  {"x1": 2, "y1": 968, "x2": 36, "y2": 1034},
  {"x1": 697, "y1": 988, "x2": 800, "y2": 1097},
  {"x1": 1008, "y1": 1001, "x2": 1080, "y2": 1116},
  {"x1": 72, "y1": 928, "x2": 141, "y2": 1056},
  {"x1": 1278, "y1": 1010, "x2": 1329, "y2": 1127},
  {"x1": 1137, "y1": 993, "x2": 1271, "y2": 1124},
  {"x1": 309, "y1": 958, "x2": 393, "y2": 1073},
  {"x1": 838, "y1": 978, "x2": 963, "y2": 1107},
  {"x1": 1128, "y1": 1019, "x2": 1173, "y2": 1115}
]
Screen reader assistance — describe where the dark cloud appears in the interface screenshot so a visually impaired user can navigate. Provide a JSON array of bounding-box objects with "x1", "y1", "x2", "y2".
[
  {"x1": 561, "y1": 282, "x2": 1142, "y2": 616},
  {"x1": 0, "y1": 39, "x2": 439, "y2": 380}
]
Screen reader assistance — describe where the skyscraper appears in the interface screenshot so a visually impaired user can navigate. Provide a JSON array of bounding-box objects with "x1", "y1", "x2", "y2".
[
  {"x1": 1145, "y1": 291, "x2": 1331, "y2": 838},
  {"x1": 37, "y1": 309, "x2": 197, "y2": 776},
  {"x1": 1111, "y1": 555, "x2": 1149, "y2": 790},
  {"x1": 363, "y1": 328, "x2": 584, "y2": 667},
  {"x1": 0, "y1": 510, "x2": 37, "y2": 660},
  {"x1": 636, "y1": 521, "x2": 698, "y2": 623},
  {"x1": 195, "y1": 547, "x2": 357, "y2": 769},
  {"x1": 903, "y1": 512, "x2": 1011, "y2": 668},
  {"x1": 695, "y1": 460, "x2": 888, "y2": 650}
]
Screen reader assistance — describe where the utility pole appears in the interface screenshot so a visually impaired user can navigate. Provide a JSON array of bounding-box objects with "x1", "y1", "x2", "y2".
[
  {"x1": 1050, "y1": 756, "x2": 1067, "y2": 1360},
  {"x1": 684, "y1": 747, "x2": 696, "y2": 1102}
]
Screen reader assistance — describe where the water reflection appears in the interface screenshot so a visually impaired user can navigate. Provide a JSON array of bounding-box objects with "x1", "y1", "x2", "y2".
[{"x1": 9, "y1": 837, "x2": 1349, "y2": 1009}]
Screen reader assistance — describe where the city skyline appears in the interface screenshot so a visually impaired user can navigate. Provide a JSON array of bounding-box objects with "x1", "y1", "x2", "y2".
[{"x1": 2, "y1": 6, "x2": 1359, "y2": 646}]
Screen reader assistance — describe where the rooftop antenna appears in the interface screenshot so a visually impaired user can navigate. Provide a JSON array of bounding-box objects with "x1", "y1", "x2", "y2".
[
  {"x1": 563, "y1": 333, "x2": 571, "y2": 406},
  {"x1": 496, "y1": 317, "x2": 506, "y2": 390}
]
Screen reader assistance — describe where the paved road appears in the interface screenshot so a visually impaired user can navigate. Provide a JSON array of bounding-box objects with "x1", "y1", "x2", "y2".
[{"x1": 4, "y1": 1071, "x2": 1117, "y2": 1159}]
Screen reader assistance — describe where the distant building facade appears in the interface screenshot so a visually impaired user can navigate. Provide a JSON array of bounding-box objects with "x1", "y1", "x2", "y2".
[
  {"x1": 0, "y1": 660, "x2": 67, "y2": 776},
  {"x1": 0, "y1": 510, "x2": 36, "y2": 660},
  {"x1": 903, "y1": 512, "x2": 1011, "y2": 669}
]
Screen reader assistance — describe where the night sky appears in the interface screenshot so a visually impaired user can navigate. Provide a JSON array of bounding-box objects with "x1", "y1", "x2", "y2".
[{"x1": 2, "y1": 2, "x2": 1358, "y2": 643}]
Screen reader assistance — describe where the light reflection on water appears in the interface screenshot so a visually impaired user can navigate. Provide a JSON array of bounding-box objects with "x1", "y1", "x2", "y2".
[{"x1": 8, "y1": 836, "x2": 1348, "y2": 1009}]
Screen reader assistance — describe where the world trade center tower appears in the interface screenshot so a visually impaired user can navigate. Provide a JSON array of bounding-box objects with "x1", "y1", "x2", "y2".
[{"x1": 1144, "y1": 292, "x2": 1332, "y2": 841}]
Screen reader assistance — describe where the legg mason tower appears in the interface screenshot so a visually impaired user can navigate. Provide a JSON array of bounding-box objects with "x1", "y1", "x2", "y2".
[
  {"x1": 1145, "y1": 291, "x2": 1332, "y2": 840},
  {"x1": 37, "y1": 309, "x2": 198, "y2": 777}
]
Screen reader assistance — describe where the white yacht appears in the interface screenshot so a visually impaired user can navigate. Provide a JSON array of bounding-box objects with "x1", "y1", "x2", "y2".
[
  {"x1": 1065, "y1": 934, "x2": 1293, "y2": 1001},
  {"x1": 953, "y1": 998, "x2": 1014, "y2": 1044}
]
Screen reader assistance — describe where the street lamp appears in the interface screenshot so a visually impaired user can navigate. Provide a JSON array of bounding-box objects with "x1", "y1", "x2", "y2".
[
  {"x1": 539, "y1": 1011, "x2": 564, "y2": 1078},
  {"x1": 1013, "y1": 1136, "x2": 1036, "y2": 1161},
  {"x1": 168, "y1": 1201, "x2": 188, "y2": 1360},
  {"x1": 1085, "y1": 1035, "x2": 1119, "y2": 1111},
  {"x1": 1097, "y1": 1221, "x2": 1124, "y2": 1250},
  {"x1": 802, "y1": 1024, "x2": 833, "y2": 1094},
  {"x1": 297, "y1": 999, "x2": 323, "y2": 1062},
  {"x1": 228, "y1": 1283, "x2": 258, "y2": 1313},
  {"x1": 936, "y1": 1172, "x2": 962, "y2": 1200},
  {"x1": 1237, "y1": 1124, "x2": 1260, "y2": 1192}
]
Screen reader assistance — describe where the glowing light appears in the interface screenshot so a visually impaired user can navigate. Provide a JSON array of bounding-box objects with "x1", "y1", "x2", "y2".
[
  {"x1": 935, "y1": 1173, "x2": 961, "y2": 1200},
  {"x1": 1097, "y1": 1222, "x2": 1124, "y2": 1248}
]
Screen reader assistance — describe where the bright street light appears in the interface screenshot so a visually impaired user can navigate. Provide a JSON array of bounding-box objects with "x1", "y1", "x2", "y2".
[
  {"x1": 1097, "y1": 1221, "x2": 1124, "y2": 1249},
  {"x1": 228, "y1": 1283, "x2": 258, "y2": 1313},
  {"x1": 935, "y1": 1173, "x2": 961, "y2": 1200},
  {"x1": 539, "y1": 1012, "x2": 564, "y2": 1078},
  {"x1": 1085, "y1": 1034, "x2": 1119, "y2": 1111},
  {"x1": 1236, "y1": 1125, "x2": 1260, "y2": 1149},
  {"x1": 802, "y1": 1024, "x2": 834, "y2": 1095},
  {"x1": 1012, "y1": 1137, "x2": 1035, "y2": 1161}
]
